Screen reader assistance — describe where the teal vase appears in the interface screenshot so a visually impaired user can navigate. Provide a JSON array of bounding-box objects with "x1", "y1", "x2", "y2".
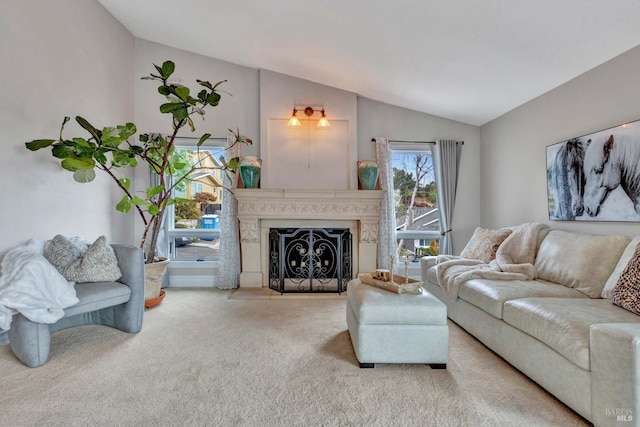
[
  {"x1": 357, "y1": 160, "x2": 379, "y2": 190},
  {"x1": 239, "y1": 156, "x2": 261, "y2": 188}
]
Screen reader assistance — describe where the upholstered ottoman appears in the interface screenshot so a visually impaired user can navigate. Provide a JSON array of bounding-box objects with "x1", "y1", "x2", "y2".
[{"x1": 346, "y1": 279, "x2": 449, "y2": 368}]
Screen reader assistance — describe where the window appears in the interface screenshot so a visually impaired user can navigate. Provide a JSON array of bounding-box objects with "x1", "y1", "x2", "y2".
[
  {"x1": 391, "y1": 143, "x2": 440, "y2": 261},
  {"x1": 164, "y1": 141, "x2": 228, "y2": 262}
]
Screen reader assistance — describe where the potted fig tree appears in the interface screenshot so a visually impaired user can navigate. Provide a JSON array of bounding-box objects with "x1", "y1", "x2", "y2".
[{"x1": 25, "y1": 61, "x2": 252, "y2": 303}]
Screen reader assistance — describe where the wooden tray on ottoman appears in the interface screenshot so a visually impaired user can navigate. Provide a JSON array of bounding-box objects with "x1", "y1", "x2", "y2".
[{"x1": 358, "y1": 273, "x2": 423, "y2": 294}]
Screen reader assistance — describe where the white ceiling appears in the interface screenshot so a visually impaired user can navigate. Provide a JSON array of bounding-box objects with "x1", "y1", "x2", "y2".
[{"x1": 98, "y1": 0, "x2": 640, "y2": 126}]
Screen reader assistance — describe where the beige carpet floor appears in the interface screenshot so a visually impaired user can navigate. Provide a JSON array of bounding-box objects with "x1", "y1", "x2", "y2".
[{"x1": 0, "y1": 288, "x2": 589, "y2": 426}]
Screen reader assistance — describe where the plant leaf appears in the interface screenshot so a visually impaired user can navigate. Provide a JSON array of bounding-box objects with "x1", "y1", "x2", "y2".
[
  {"x1": 161, "y1": 61, "x2": 175, "y2": 79},
  {"x1": 227, "y1": 156, "x2": 240, "y2": 172},
  {"x1": 25, "y1": 139, "x2": 56, "y2": 151},
  {"x1": 113, "y1": 151, "x2": 130, "y2": 166},
  {"x1": 73, "y1": 169, "x2": 96, "y2": 183},
  {"x1": 148, "y1": 205, "x2": 159, "y2": 215},
  {"x1": 72, "y1": 137, "x2": 90, "y2": 147},
  {"x1": 61, "y1": 156, "x2": 95, "y2": 171},
  {"x1": 196, "y1": 79, "x2": 213, "y2": 90},
  {"x1": 93, "y1": 150, "x2": 108, "y2": 165},
  {"x1": 175, "y1": 86, "x2": 190, "y2": 101},
  {"x1": 172, "y1": 106, "x2": 189, "y2": 120},
  {"x1": 147, "y1": 184, "x2": 164, "y2": 199},
  {"x1": 212, "y1": 80, "x2": 227, "y2": 89},
  {"x1": 119, "y1": 177, "x2": 131, "y2": 191},
  {"x1": 52, "y1": 144, "x2": 74, "y2": 159},
  {"x1": 131, "y1": 196, "x2": 149, "y2": 206},
  {"x1": 75, "y1": 116, "x2": 101, "y2": 142},
  {"x1": 207, "y1": 92, "x2": 221, "y2": 106},
  {"x1": 116, "y1": 196, "x2": 132, "y2": 213},
  {"x1": 197, "y1": 133, "x2": 211, "y2": 146},
  {"x1": 159, "y1": 102, "x2": 184, "y2": 114}
]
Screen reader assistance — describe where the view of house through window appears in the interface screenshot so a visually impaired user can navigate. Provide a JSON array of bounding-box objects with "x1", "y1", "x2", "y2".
[
  {"x1": 168, "y1": 144, "x2": 228, "y2": 261},
  {"x1": 392, "y1": 145, "x2": 440, "y2": 261}
]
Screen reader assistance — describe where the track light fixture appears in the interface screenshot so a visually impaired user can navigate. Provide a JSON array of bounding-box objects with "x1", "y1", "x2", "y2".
[{"x1": 287, "y1": 106, "x2": 331, "y2": 128}]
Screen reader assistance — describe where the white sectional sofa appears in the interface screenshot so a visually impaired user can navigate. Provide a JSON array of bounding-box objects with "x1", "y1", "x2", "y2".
[{"x1": 422, "y1": 227, "x2": 640, "y2": 427}]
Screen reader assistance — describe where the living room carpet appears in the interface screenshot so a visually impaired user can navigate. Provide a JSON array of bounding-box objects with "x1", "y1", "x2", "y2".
[{"x1": 0, "y1": 288, "x2": 589, "y2": 426}]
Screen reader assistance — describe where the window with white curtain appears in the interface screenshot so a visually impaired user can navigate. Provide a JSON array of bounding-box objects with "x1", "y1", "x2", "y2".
[
  {"x1": 164, "y1": 141, "x2": 229, "y2": 262},
  {"x1": 391, "y1": 142, "x2": 441, "y2": 261}
]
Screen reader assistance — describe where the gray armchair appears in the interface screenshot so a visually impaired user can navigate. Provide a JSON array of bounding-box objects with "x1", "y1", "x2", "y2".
[{"x1": 8, "y1": 244, "x2": 144, "y2": 367}]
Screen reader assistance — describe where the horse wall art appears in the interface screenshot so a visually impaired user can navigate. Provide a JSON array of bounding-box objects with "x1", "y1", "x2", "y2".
[{"x1": 546, "y1": 119, "x2": 640, "y2": 222}]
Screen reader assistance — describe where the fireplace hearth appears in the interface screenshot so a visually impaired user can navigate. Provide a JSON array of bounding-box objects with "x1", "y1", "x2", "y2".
[{"x1": 269, "y1": 228, "x2": 352, "y2": 293}]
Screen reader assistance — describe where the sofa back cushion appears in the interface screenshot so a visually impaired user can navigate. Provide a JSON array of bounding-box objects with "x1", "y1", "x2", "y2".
[{"x1": 534, "y1": 230, "x2": 630, "y2": 298}]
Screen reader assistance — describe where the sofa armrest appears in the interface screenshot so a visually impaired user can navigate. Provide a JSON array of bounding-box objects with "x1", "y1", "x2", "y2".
[
  {"x1": 421, "y1": 256, "x2": 438, "y2": 280},
  {"x1": 591, "y1": 323, "x2": 640, "y2": 426},
  {"x1": 111, "y1": 244, "x2": 144, "y2": 333}
]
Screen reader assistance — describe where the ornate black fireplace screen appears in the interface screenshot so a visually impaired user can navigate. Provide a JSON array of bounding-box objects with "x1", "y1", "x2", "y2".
[{"x1": 269, "y1": 228, "x2": 352, "y2": 293}]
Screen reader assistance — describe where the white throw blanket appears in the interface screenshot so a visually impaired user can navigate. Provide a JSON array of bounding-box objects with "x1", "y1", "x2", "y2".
[
  {"x1": 0, "y1": 239, "x2": 78, "y2": 331},
  {"x1": 435, "y1": 223, "x2": 549, "y2": 300}
]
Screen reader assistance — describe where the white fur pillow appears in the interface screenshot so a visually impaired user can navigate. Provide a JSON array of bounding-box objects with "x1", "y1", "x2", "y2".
[
  {"x1": 460, "y1": 227, "x2": 512, "y2": 264},
  {"x1": 44, "y1": 235, "x2": 122, "y2": 283}
]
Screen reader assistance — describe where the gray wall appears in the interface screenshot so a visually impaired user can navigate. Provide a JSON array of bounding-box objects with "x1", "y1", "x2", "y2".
[
  {"x1": 0, "y1": 0, "x2": 135, "y2": 257},
  {"x1": 480, "y1": 45, "x2": 640, "y2": 238}
]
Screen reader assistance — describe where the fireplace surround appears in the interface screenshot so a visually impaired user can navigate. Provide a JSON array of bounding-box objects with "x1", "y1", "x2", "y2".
[{"x1": 234, "y1": 189, "x2": 383, "y2": 288}]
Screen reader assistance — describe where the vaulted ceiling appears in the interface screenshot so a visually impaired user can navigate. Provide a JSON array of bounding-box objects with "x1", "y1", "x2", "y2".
[{"x1": 99, "y1": 0, "x2": 640, "y2": 126}]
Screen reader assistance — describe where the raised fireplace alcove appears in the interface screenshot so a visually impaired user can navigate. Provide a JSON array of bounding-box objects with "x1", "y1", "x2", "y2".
[{"x1": 234, "y1": 189, "x2": 383, "y2": 288}]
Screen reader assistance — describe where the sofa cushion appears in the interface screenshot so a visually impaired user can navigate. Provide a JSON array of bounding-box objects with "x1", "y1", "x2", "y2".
[
  {"x1": 534, "y1": 230, "x2": 630, "y2": 298},
  {"x1": 503, "y1": 298, "x2": 640, "y2": 370},
  {"x1": 602, "y1": 236, "x2": 640, "y2": 298},
  {"x1": 460, "y1": 227, "x2": 512, "y2": 263},
  {"x1": 458, "y1": 279, "x2": 586, "y2": 319}
]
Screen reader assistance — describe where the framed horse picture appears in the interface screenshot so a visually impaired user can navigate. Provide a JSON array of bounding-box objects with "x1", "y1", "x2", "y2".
[{"x1": 546, "y1": 118, "x2": 640, "y2": 222}]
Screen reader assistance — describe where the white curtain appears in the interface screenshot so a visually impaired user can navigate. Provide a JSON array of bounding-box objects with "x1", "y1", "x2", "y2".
[
  {"x1": 433, "y1": 139, "x2": 462, "y2": 255},
  {"x1": 217, "y1": 136, "x2": 241, "y2": 289},
  {"x1": 375, "y1": 137, "x2": 397, "y2": 269}
]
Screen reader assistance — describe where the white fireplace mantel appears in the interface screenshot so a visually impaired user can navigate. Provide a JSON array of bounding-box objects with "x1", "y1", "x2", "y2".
[{"x1": 234, "y1": 189, "x2": 383, "y2": 287}]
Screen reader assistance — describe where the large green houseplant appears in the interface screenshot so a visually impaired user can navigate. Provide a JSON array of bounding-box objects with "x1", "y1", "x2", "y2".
[{"x1": 26, "y1": 61, "x2": 251, "y2": 291}]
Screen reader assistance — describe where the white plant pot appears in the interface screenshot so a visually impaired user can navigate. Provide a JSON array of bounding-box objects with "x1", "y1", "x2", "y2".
[{"x1": 144, "y1": 257, "x2": 169, "y2": 300}]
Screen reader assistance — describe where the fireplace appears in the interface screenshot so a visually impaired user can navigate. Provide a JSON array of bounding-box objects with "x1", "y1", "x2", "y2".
[
  {"x1": 234, "y1": 189, "x2": 383, "y2": 288},
  {"x1": 269, "y1": 228, "x2": 352, "y2": 293}
]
